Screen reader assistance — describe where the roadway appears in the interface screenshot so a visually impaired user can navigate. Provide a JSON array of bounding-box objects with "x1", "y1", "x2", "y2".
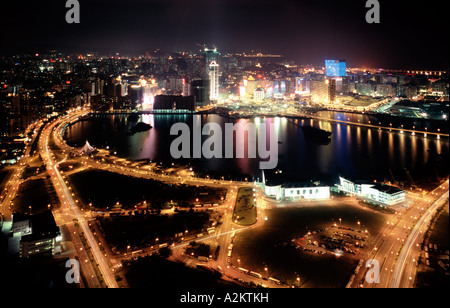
[
  {"x1": 350, "y1": 180, "x2": 449, "y2": 288},
  {"x1": 298, "y1": 113, "x2": 447, "y2": 137},
  {"x1": 168, "y1": 185, "x2": 283, "y2": 287},
  {"x1": 391, "y1": 181, "x2": 449, "y2": 288},
  {"x1": 217, "y1": 100, "x2": 448, "y2": 138},
  {"x1": 38, "y1": 110, "x2": 119, "y2": 288}
]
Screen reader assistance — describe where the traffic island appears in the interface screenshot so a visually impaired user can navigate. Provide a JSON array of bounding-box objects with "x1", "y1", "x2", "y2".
[{"x1": 232, "y1": 187, "x2": 257, "y2": 226}]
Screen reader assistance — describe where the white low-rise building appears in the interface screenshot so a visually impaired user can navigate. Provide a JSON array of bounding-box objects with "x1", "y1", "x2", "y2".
[
  {"x1": 284, "y1": 183, "x2": 331, "y2": 200},
  {"x1": 336, "y1": 176, "x2": 405, "y2": 206},
  {"x1": 264, "y1": 181, "x2": 330, "y2": 201}
]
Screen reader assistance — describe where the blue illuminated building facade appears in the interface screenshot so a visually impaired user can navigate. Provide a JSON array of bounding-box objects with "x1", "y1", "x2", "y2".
[{"x1": 325, "y1": 60, "x2": 346, "y2": 77}]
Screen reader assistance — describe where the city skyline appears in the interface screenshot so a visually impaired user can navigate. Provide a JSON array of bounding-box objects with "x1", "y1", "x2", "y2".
[
  {"x1": 0, "y1": 0, "x2": 448, "y2": 69},
  {"x1": 1, "y1": 0, "x2": 448, "y2": 294}
]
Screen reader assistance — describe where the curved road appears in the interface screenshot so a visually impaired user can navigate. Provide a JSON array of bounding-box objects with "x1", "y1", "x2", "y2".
[
  {"x1": 40, "y1": 111, "x2": 118, "y2": 288},
  {"x1": 390, "y1": 181, "x2": 449, "y2": 288}
]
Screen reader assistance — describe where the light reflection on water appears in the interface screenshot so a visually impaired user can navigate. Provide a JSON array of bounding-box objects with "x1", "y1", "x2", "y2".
[{"x1": 64, "y1": 113, "x2": 449, "y2": 182}]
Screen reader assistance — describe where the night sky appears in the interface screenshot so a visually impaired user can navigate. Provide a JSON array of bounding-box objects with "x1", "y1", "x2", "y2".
[{"x1": 0, "y1": 0, "x2": 448, "y2": 69}]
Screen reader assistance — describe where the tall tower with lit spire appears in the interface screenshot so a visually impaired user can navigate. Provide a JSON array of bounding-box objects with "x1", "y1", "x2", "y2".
[{"x1": 203, "y1": 46, "x2": 220, "y2": 101}]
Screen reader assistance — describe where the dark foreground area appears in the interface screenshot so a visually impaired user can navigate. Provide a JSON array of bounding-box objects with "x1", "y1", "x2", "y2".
[
  {"x1": 124, "y1": 254, "x2": 240, "y2": 289},
  {"x1": 69, "y1": 168, "x2": 226, "y2": 210},
  {"x1": 96, "y1": 212, "x2": 211, "y2": 252}
]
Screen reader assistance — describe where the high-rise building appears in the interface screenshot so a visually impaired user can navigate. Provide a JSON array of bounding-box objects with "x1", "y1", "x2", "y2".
[
  {"x1": 208, "y1": 61, "x2": 219, "y2": 100},
  {"x1": 90, "y1": 78, "x2": 105, "y2": 96},
  {"x1": 0, "y1": 92, "x2": 12, "y2": 136},
  {"x1": 120, "y1": 80, "x2": 129, "y2": 97},
  {"x1": 311, "y1": 80, "x2": 328, "y2": 103},
  {"x1": 167, "y1": 77, "x2": 187, "y2": 96},
  {"x1": 327, "y1": 78, "x2": 336, "y2": 103},
  {"x1": 203, "y1": 47, "x2": 220, "y2": 101},
  {"x1": 254, "y1": 87, "x2": 265, "y2": 102},
  {"x1": 190, "y1": 79, "x2": 210, "y2": 107}
]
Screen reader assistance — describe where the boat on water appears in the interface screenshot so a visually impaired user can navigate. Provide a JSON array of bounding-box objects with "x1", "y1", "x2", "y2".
[{"x1": 128, "y1": 122, "x2": 152, "y2": 134}]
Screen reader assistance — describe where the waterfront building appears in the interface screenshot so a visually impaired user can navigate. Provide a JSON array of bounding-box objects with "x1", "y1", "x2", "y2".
[
  {"x1": 262, "y1": 172, "x2": 330, "y2": 201},
  {"x1": 153, "y1": 95, "x2": 196, "y2": 112},
  {"x1": 79, "y1": 140, "x2": 96, "y2": 155},
  {"x1": 336, "y1": 177, "x2": 405, "y2": 206}
]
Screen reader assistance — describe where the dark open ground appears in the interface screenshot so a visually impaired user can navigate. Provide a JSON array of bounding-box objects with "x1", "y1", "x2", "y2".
[
  {"x1": 232, "y1": 203, "x2": 387, "y2": 287},
  {"x1": 69, "y1": 169, "x2": 226, "y2": 210}
]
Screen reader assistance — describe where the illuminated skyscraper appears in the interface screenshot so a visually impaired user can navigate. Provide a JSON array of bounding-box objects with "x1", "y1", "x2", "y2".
[
  {"x1": 203, "y1": 47, "x2": 220, "y2": 101},
  {"x1": 325, "y1": 60, "x2": 345, "y2": 103},
  {"x1": 254, "y1": 86, "x2": 265, "y2": 102},
  {"x1": 327, "y1": 78, "x2": 336, "y2": 103},
  {"x1": 208, "y1": 61, "x2": 219, "y2": 100}
]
